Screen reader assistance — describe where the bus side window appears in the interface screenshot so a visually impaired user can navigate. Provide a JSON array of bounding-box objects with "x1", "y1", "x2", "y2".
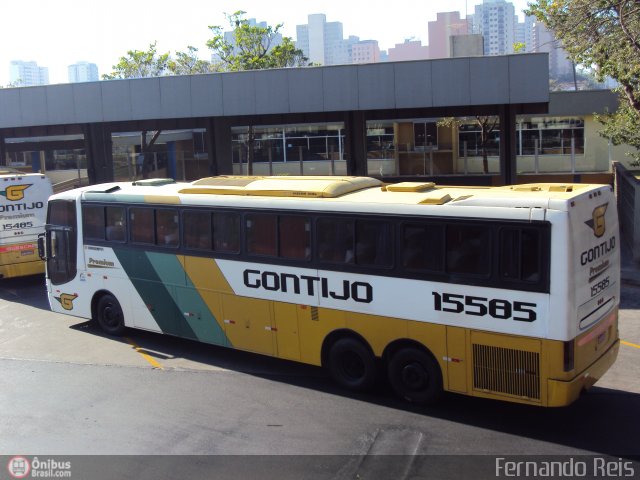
[
  {"x1": 130, "y1": 208, "x2": 155, "y2": 244},
  {"x1": 155, "y1": 209, "x2": 179, "y2": 247},
  {"x1": 246, "y1": 214, "x2": 276, "y2": 256},
  {"x1": 317, "y1": 217, "x2": 354, "y2": 264},
  {"x1": 48, "y1": 200, "x2": 76, "y2": 228},
  {"x1": 83, "y1": 205, "x2": 105, "y2": 240},
  {"x1": 105, "y1": 207, "x2": 126, "y2": 242},
  {"x1": 355, "y1": 220, "x2": 392, "y2": 267},
  {"x1": 184, "y1": 211, "x2": 212, "y2": 250},
  {"x1": 213, "y1": 212, "x2": 240, "y2": 253},
  {"x1": 279, "y1": 215, "x2": 310, "y2": 260},
  {"x1": 446, "y1": 224, "x2": 491, "y2": 275},
  {"x1": 402, "y1": 224, "x2": 444, "y2": 272},
  {"x1": 500, "y1": 227, "x2": 541, "y2": 282}
]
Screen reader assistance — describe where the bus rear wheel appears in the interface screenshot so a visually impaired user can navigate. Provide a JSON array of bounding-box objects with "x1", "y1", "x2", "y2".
[
  {"x1": 388, "y1": 347, "x2": 442, "y2": 404},
  {"x1": 96, "y1": 294, "x2": 126, "y2": 336},
  {"x1": 328, "y1": 337, "x2": 377, "y2": 392}
]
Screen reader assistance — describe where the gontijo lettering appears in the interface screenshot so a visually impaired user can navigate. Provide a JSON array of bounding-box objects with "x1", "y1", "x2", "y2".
[
  {"x1": 580, "y1": 236, "x2": 616, "y2": 266},
  {"x1": 243, "y1": 269, "x2": 373, "y2": 303},
  {"x1": 0, "y1": 201, "x2": 44, "y2": 213}
]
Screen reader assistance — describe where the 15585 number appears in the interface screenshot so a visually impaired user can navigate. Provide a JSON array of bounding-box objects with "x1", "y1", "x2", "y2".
[{"x1": 432, "y1": 292, "x2": 537, "y2": 322}]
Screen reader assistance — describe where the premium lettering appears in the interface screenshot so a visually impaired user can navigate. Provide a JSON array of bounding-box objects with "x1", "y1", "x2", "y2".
[
  {"x1": 88, "y1": 258, "x2": 115, "y2": 268},
  {"x1": 243, "y1": 269, "x2": 373, "y2": 303},
  {"x1": 589, "y1": 259, "x2": 610, "y2": 282}
]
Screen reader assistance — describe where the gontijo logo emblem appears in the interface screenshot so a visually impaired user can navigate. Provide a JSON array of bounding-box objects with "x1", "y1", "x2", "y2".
[
  {"x1": 585, "y1": 203, "x2": 607, "y2": 238},
  {"x1": 54, "y1": 293, "x2": 78, "y2": 311},
  {"x1": 0, "y1": 184, "x2": 31, "y2": 201}
]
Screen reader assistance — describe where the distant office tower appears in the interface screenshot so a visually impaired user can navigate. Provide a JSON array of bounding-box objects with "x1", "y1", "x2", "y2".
[
  {"x1": 428, "y1": 12, "x2": 469, "y2": 59},
  {"x1": 530, "y1": 20, "x2": 574, "y2": 79},
  {"x1": 387, "y1": 39, "x2": 430, "y2": 62},
  {"x1": 351, "y1": 40, "x2": 381, "y2": 64},
  {"x1": 68, "y1": 61, "x2": 99, "y2": 83},
  {"x1": 10, "y1": 60, "x2": 49, "y2": 86},
  {"x1": 296, "y1": 14, "x2": 356, "y2": 65},
  {"x1": 515, "y1": 15, "x2": 536, "y2": 51},
  {"x1": 471, "y1": 0, "x2": 517, "y2": 55}
]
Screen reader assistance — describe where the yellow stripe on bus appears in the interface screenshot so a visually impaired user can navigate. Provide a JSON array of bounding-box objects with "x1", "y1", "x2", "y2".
[{"x1": 179, "y1": 256, "x2": 234, "y2": 294}]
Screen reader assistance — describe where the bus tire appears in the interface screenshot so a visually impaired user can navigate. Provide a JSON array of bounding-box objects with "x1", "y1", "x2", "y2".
[
  {"x1": 387, "y1": 347, "x2": 442, "y2": 404},
  {"x1": 328, "y1": 337, "x2": 377, "y2": 392},
  {"x1": 96, "y1": 294, "x2": 126, "y2": 336}
]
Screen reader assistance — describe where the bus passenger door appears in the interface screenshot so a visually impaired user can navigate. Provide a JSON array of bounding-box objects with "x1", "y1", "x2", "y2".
[
  {"x1": 43, "y1": 200, "x2": 77, "y2": 286},
  {"x1": 221, "y1": 295, "x2": 275, "y2": 356},
  {"x1": 273, "y1": 302, "x2": 301, "y2": 361},
  {"x1": 446, "y1": 326, "x2": 468, "y2": 393}
]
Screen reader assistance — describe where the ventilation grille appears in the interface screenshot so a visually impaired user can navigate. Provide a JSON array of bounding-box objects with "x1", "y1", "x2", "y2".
[{"x1": 473, "y1": 344, "x2": 540, "y2": 400}]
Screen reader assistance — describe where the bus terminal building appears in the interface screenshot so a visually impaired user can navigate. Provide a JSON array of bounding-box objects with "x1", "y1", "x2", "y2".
[{"x1": 0, "y1": 53, "x2": 626, "y2": 188}]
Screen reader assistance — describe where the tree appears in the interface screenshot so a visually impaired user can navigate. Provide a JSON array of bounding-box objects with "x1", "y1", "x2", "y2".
[
  {"x1": 207, "y1": 11, "x2": 307, "y2": 72},
  {"x1": 104, "y1": 43, "x2": 219, "y2": 178},
  {"x1": 527, "y1": 1, "x2": 640, "y2": 165},
  {"x1": 206, "y1": 11, "x2": 308, "y2": 173},
  {"x1": 103, "y1": 42, "x2": 172, "y2": 179},
  {"x1": 513, "y1": 42, "x2": 526, "y2": 53},
  {"x1": 167, "y1": 46, "x2": 219, "y2": 75},
  {"x1": 438, "y1": 116, "x2": 499, "y2": 174},
  {"x1": 102, "y1": 41, "x2": 170, "y2": 80}
]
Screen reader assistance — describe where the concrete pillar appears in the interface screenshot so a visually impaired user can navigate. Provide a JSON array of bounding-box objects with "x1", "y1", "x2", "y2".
[
  {"x1": 83, "y1": 123, "x2": 113, "y2": 184},
  {"x1": 344, "y1": 111, "x2": 367, "y2": 176},
  {"x1": 208, "y1": 117, "x2": 233, "y2": 176},
  {"x1": 499, "y1": 105, "x2": 517, "y2": 185}
]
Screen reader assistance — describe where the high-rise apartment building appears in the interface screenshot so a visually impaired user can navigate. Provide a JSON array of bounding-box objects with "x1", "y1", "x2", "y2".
[
  {"x1": 515, "y1": 15, "x2": 536, "y2": 51},
  {"x1": 428, "y1": 12, "x2": 469, "y2": 59},
  {"x1": 296, "y1": 14, "x2": 355, "y2": 65},
  {"x1": 471, "y1": 0, "x2": 517, "y2": 55},
  {"x1": 387, "y1": 39, "x2": 430, "y2": 62},
  {"x1": 351, "y1": 40, "x2": 381, "y2": 64},
  {"x1": 9, "y1": 60, "x2": 49, "y2": 86},
  {"x1": 68, "y1": 61, "x2": 99, "y2": 83},
  {"x1": 530, "y1": 20, "x2": 574, "y2": 79}
]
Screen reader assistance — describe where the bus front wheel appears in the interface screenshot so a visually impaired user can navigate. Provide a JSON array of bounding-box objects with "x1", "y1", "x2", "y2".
[
  {"x1": 328, "y1": 337, "x2": 377, "y2": 392},
  {"x1": 387, "y1": 347, "x2": 442, "y2": 404},
  {"x1": 96, "y1": 294, "x2": 126, "y2": 336}
]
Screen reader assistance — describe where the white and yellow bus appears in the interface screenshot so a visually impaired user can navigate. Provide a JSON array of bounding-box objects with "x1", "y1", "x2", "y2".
[
  {"x1": 0, "y1": 171, "x2": 52, "y2": 279},
  {"x1": 39, "y1": 176, "x2": 620, "y2": 406}
]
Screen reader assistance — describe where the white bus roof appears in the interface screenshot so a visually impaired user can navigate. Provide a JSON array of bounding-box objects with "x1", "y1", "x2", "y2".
[{"x1": 68, "y1": 176, "x2": 611, "y2": 214}]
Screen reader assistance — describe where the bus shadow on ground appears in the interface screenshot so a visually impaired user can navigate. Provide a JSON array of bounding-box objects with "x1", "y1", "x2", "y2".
[
  {"x1": 417, "y1": 388, "x2": 640, "y2": 459},
  {"x1": 71, "y1": 319, "x2": 640, "y2": 460},
  {"x1": 0, "y1": 274, "x2": 50, "y2": 311}
]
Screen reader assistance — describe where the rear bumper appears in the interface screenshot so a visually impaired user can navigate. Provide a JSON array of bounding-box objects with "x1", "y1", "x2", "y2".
[
  {"x1": 0, "y1": 259, "x2": 44, "y2": 279},
  {"x1": 547, "y1": 339, "x2": 620, "y2": 407}
]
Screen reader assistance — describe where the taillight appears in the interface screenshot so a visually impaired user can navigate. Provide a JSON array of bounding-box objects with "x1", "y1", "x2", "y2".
[{"x1": 563, "y1": 340, "x2": 575, "y2": 372}]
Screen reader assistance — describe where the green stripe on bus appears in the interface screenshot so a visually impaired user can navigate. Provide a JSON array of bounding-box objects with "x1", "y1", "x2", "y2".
[
  {"x1": 146, "y1": 252, "x2": 228, "y2": 346},
  {"x1": 113, "y1": 248, "x2": 197, "y2": 340}
]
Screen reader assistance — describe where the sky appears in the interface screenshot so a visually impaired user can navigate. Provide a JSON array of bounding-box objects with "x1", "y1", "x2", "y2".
[{"x1": 1, "y1": 0, "x2": 531, "y2": 86}]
